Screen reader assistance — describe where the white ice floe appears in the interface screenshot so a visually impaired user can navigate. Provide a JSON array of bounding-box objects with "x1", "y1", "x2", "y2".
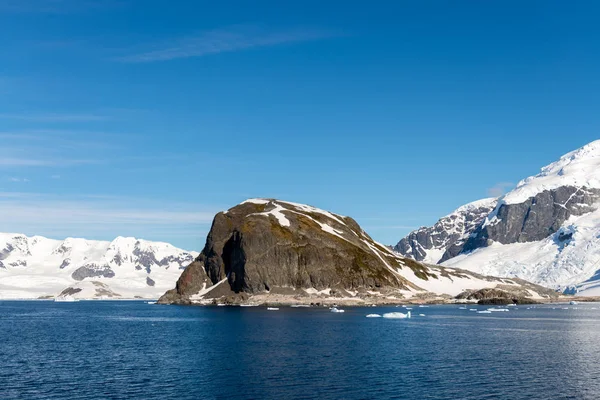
[
  {"x1": 330, "y1": 307, "x2": 345, "y2": 313},
  {"x1": 267, "y1": 307, "x2": 279, "y2": 311},
  {"x1": 366, "y1": 314, "x2": 382, "y2": 318},
  {"x1": 382, "y1": 311, "x2": 411, "y2": 319},
  {"x1": 54, "y1": 295, "x2": 78, "y2": 302}
]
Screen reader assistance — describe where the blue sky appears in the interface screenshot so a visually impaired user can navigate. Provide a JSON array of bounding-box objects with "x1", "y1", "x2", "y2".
[{"x1": 1, "y1": 0, "x2": 599, "y2": 250}]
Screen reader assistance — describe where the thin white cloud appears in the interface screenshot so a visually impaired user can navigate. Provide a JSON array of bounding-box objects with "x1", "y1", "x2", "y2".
[
  {"x1": 0, "y1": 192, "x2": 221, "y2": 246},
  {"x1": 0, "y1": 113, "x2": 108, "y2": 122},
  {"x1": 0, "y1": 157, "x2": 97, "y2": 167},
  {"x1": 118, "y1": 25, "x2": 338, "y2": 63},
  {"x1": 487, "y1": 182, "x2": 514, "y2": 197},
  {"x1": 0, "y1": 0, "x2": 124, "y2": 14}
]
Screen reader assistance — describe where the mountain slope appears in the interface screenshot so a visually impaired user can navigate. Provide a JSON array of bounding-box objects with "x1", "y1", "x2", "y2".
[
  {"x1": 0, "y1": 233, "x2": 198, "y2": 299},
  {"x1": 159, "y1": 199, "x2": 555, "y2": 305},
  {"x1": 394, "y1": 198, "x2": 497, "y2": 264},
  {"x1": 395, "y1": 140, "x2": 600, "y2": 295}
]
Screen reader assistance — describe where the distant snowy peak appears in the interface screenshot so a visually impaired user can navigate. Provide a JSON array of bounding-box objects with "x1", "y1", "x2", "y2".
[
  {"x1": 394, "y1": 198, "x2": 497, "y2": 264},
  {"x1": 0, "y1": 232, "x2": 198, "y2": 299},
  {"x1": 502, "y1": 139, "x2": 600, "y2": 205}
]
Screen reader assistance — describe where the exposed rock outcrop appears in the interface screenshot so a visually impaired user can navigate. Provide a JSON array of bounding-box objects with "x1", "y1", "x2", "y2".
[
  {"x1": 463, "y1": 186, "x2": 600, "y2": 251},
  {"x1": 394, "y1": 198, "x2": 497, "y2": 263}
]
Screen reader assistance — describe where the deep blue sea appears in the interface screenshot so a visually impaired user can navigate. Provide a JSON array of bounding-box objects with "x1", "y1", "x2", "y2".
[{"x1": 1, "y1": 301, "x2": 600, "y2": 400}]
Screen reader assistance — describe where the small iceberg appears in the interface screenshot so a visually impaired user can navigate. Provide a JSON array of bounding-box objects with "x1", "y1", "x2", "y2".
[
  {"x1": 54, "y1": 295, "x2": 78, "y2": 302},
  {"x1": 570, "y1": 301, "x2": 579, "y2": 305},
  {"x1": 330, "y1": 307, "x2": 345, "y2": 313},
  {"x1": 487, "y1": 308, "x2": 509, "y2": 312},
  {"x1": 267, "y1": 307, "x2": 279, "y2": 311},
  {"x1": 366, "y1": 314, "x2": 382, "y2": 318},
  {"x1": 217, "y1": 304, "x2": 226, "y2": 307},
  {"x1": 458, "y1": 306, "x2": 467, "y2": 310},
  {"x1": 240, "y1": 304, "x2": 258, "y2": 307},
  {"x1": 290, "y1": 304, "x2": 310, "y2": 308},
  {"x1": 469, "y1": 309, "x2": 477, "y2": 311},
  {"x1": 418, "y1": 314, "x2": 425, "y2": 317},
  {"x1": 418, "y1": 305, "x2": 429, "y2": 308},
  {"x1": 477, "y1": 310, "x2": 492, "y2": 314},
  {"x1": 382, "y1": 311, "x2": 411, "y2": 319},
  {"x1": 146, "y1": 301, "x2": 156, "y2": 305}
]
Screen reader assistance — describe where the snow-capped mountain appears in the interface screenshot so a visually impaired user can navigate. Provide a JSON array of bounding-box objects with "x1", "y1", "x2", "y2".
[
  {"x1": 394, "y1": 198, "x2": 497, "y2": 264},
  {"x1": 0, "y1": 233, "x2": 198, "y2": 299},
  {"x1": 395, "y1": 140, "x2": 600, "y2": 296}
]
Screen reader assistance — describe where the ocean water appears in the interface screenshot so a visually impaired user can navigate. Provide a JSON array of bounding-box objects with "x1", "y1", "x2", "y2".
[{"x1": 1, "y1": 301, "x2": 600, "y2": 400}]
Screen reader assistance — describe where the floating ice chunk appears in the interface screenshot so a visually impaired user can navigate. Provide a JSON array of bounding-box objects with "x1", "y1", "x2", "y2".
[
  {"x1": 418, "y1": 314, "x2": 425, "y2": 317},
  {"x1": 487, "y1": 308, "x2": 509, "y2": 312},
  {"x1": 330, "y1": 307, "x2": 345, "y2": 313},
  {"x1": 267, "y1": 307, "x2": 279, "y2": 311},
  {"x1": 382, "y1": 311, "x2": 411, "y2": 319},
  {"x1": 477, "y1": 310, "x2": 492, "y2": 314},
  {"x1": 366, "y1": 314, "x2": 382, "y2": 318}
]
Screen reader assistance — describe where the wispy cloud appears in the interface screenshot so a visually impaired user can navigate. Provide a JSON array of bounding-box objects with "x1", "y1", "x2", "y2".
[
  {"x1": 0, "y1": 0, "x2": 124, "y2": 14},
  {"x1": 0, "y1": 128, "x2": 122, "y2": 168},
  {"x1": 0, "y1": 157, "x2": 97, "y2": 167},
  {"x1": 0, "y1": 192, "x2": 221, "y2": 248},
  {"x1": 7, "y1": 177, "x2": 30, "y2": 182},
  {"x1": 487, "y1": 182, "x2": 514, "y2": 197},
  {"x1": 0, "y1": 113, "x2": 109, "y2": 122},
  {"x1": 117, "y1": 25, "x2": 339, "y2": 63}
]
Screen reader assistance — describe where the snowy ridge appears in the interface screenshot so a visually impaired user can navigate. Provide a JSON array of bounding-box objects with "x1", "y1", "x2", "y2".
[
  {"x1": 394, "y1": 140, "x2": 600, "y2": 296},
  {"x1": 394, "y1": 197, "x2": 498, "y2": 263},
  {"x1": 0, "y1": 233, "x2": 198, "y2": 299},
  {"x1": 503, "y1": 139, "x2": 600, "y2": 205}
]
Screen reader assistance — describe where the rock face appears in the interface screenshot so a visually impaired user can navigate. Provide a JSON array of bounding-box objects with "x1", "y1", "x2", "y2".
[
  {"x1": 394, "y1": 198, "x2": 497, "y2": 263},
  {"x1": 395, "y1": 140, "x2": 600, "y2": 295},
  {"x1": 0, "y1": 233, "x2": 198, "y2": 299},
  {"x1": 463, "y1": 186, "x2": 600, "y2": 251},
  {"x1": 159, "y1": 199, "x2": 555, "y2": 304}
]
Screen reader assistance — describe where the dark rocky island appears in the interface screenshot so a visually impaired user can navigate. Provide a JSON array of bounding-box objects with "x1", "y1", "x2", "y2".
[{"x1": 159, "y1": 199, "x2": 558, "y2": 306}]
